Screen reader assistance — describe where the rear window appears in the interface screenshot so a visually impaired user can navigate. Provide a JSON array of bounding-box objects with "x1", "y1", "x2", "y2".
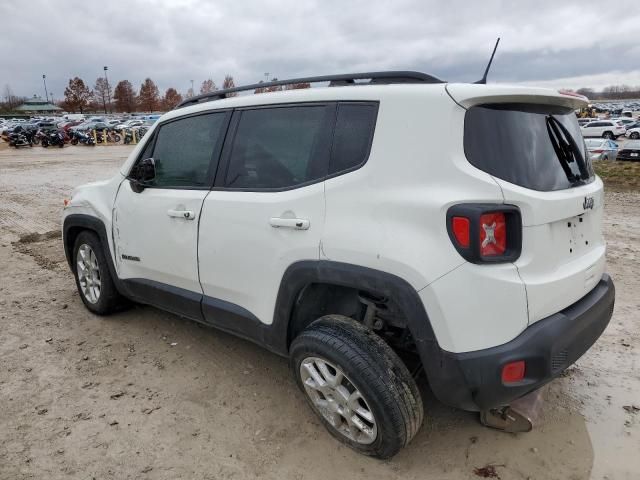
[{"x1": 464, "y1": 103, "x2": 594, "y2": 191}]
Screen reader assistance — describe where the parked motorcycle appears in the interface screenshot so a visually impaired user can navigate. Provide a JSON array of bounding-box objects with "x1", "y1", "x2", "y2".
[
  {"x1": 41, "y1": 131, "x2": 65, "y2": 148},
  {"x1": 94, "y1": 128, "x2": 121, "y2": 144},
  {"x1": 69, "y1": 130, "x2": 95, "y2": 146},
  {"x1": 8, "y1": 126, "x2": 33, "y2": 148}
]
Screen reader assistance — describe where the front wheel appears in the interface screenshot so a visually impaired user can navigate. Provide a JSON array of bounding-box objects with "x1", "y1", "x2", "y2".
[
  {"x1": 631, "y1": 132, "x2": 640, "y2": 140},
  {"x1": 73, "y1": 231, "x2": 128, "y2": 315},
  {"x1": 602, "y1": 131, "x2": 614, "y2": 139},
  {"x1": 290, "y1": 315, "x2": 424, "y2": 459}
]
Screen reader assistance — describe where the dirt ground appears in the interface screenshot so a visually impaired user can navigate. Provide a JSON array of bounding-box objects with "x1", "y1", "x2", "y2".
[{"x1": 0, "y1": 144, "x2": 638, "y2": 480}]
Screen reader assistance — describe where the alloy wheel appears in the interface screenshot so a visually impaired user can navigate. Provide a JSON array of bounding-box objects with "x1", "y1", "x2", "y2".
[
  {"x1": 76, "y1": 244, "x2": 101, "y2": 304},
  {"x1": 300, "y1": 356, "x2": 377, "y2": 444}
]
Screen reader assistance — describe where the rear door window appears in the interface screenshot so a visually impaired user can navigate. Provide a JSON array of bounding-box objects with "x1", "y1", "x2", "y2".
[
  {"x1": 464, "y1": 103, "x2": 594, "y2": 191},
  {"x1": 224, "y1": 105, "x2": 332, "y2": 189}
]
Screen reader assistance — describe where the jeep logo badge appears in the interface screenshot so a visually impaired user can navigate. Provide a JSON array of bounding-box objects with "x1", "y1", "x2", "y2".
[{"x1": 583, "y1": 196, "x2": 594, "y2": 210}]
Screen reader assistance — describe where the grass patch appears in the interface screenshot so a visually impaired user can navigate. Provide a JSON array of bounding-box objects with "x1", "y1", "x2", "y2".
[{"x1": 593, "y1": 161, "x2": 640, "y2": 191}]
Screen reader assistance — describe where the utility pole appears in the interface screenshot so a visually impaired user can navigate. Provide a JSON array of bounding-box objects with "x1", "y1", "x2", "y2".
[
  {"x1": 42, "y1": 74, "x2": 49, "y2": 103},
  {"x1": 190, "y1": 79, "x2": 194, "y2": 97},
  {"x1": 103, "y1": 66, "x2": 111, "y2": 113}
]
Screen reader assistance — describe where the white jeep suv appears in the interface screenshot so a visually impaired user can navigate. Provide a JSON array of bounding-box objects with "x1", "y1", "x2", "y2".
[
  {"x1": 581, "y1": 119, "x2": 626, "y2": 139},
  {"x1": 62, "y1": 72, "x2": 615, "y2": 458}
]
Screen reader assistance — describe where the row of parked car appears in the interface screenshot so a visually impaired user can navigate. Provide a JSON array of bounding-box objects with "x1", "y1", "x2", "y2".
[
  {"x1": 585, "y1": 138, "x2": 640, "y2": 162},
  {"x1": 0, "y1": 115, "x2": 158, "y2": 148},
  {"x1": 0, "y1": 116, "x2": 156, "y2": 136},
  {"x1": 578, "y1": 116, "x2": 640, "y2": 140}
]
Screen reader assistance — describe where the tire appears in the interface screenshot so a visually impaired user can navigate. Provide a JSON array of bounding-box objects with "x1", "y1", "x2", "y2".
[
  {"x1": 113, "y1": 134, "x2": 121, "y2": 143},
  {"x1": 290, "y1": 315, "x2": 423, "y2": 459},
  {"x1": 631, "y1": 132, "x2": 640, "y2": 140},
  {"x1": 603, "y1": 155, "x2": 608, "y2": 161},
  {"x1": 73, "y1": 231, "x2": 127, "y2": 315},
  {"x1": 602, "y1": 131, "x2": 614, "y2": 139},
  {"x1": 71, "y1": 139, "x2": 78, "y2": 145}
]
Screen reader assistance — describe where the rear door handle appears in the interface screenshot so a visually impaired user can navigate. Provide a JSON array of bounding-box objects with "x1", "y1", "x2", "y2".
[
  {"x1": 269, "y1": 217, "x2": 310, "y2": 230},
  {"x1": 167, "y1": 209, "x2": 196, "y2": 220}
]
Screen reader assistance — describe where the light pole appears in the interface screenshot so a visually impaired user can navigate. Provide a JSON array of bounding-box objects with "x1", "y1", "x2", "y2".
[
  {"x1": 190, "y1": 79, "x2": 194, "y2": 96},
  {"x1": 103, "y1": 66, "x2": 111, "y2": 113},
  {"x1": 42, "y1": 74, "x2": 49, "y2": 103}
]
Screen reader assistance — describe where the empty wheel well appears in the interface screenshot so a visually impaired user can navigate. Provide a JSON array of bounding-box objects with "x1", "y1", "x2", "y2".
[{"x1": 287, "y1": 283, "x2": 419, "y2": 361}]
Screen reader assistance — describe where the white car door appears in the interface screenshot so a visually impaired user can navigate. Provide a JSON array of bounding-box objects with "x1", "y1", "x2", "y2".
[
  {"x1": 113, "y1": 111, "x2": 230, "y2": 319},
  {"x1": 198, "y1": 104, "x2": 334, "y2": 329}
]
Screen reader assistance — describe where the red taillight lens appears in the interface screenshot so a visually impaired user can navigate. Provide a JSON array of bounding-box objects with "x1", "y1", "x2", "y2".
[
  {"x1": 451, "y1": 216, "x2": 470, "y2": 248},
  {"x1": 502, "y1": 360, "x2": 526, "y2": 383},
  {"x1": 479, "y1": 212, "x2": 506, "y2": 257},
  {"x1": 592, "y1": 149, "x2": 604, "y2": 153}
]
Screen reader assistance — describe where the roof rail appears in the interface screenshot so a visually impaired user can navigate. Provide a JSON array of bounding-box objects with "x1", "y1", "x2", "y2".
[{"x1": 175, "y1": 71, "x2": 444, "y2": 109}]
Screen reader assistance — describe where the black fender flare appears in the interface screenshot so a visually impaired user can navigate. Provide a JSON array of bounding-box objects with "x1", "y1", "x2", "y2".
[
  {"x1": 271, "y1": 260, "x2": 474, "y2": 409},
  {"x1": 62, "y1": 213, "x2": 128, "y2": 297}
]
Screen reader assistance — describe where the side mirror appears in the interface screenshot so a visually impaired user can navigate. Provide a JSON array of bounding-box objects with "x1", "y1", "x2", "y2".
[{"x1": 129, "y1": 157, "x2": 156, "y2": 192}]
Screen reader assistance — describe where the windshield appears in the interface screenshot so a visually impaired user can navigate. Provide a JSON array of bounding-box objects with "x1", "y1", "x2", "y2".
[{"x1": 464, "y1": 103, "x2": 594, "y2": 191}]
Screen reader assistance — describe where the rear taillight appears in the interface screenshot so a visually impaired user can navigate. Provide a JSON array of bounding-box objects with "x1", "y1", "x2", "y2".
[
  {"x1": 446, "y1": 204, "x2": 522, "y2": 263},
  {"x1": 591, "y1": 149, "x2": 604, "y2": 153},
  {"x1": 479, "y1": 212, "x2": 506, "y2": 257},
  {"x1": 451, "y1": 217, "x2": 470, "y2": 248}
]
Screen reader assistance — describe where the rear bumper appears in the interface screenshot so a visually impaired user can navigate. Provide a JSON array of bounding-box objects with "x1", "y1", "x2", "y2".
[{"x1": 422, "y1": 274, "x2": 615, "y2": 411}]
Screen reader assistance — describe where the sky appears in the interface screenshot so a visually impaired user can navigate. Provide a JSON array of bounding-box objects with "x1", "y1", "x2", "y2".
[{"x1": 2, "y1": 0, "x2": 639, "y2": 100}]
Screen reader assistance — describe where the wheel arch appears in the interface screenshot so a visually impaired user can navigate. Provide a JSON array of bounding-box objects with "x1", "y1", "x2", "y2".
[
  {"x1": 272, "y1": 261, "x2": 439, "y2": 356},
  {"x1": 270, "y1": 260, "x2": 471, "y2": 406},
  {"x1": 63, "y1": 214, "x2": 122, "y2": 294}
]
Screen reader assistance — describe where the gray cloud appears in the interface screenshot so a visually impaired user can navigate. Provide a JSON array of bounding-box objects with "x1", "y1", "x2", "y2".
[{"x1": 2, "y1": 0, "x2": 638, "y2": 98}]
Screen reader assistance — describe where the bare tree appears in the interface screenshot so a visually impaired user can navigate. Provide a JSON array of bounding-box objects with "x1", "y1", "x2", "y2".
[
  {"x1": 222, "y1": 75, "x2": 237, "y2": 96},
  {"x1": 200, "y1": 79, "x2": 217, "y2": 94},
  {"x1": 94, "y1": 77, "x2": 112, "y2": 114},
  {"x1": 2, "y1": 84, "x2": 21, "y2": 110}
]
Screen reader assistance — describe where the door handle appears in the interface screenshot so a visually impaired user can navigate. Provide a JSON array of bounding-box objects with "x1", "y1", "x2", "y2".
[
  {"x1": 167, "y1": 209, "x2": 196, "y2": 220},
  {"x1": 269, "y1": 217, "x2": 310, "y2": 230}
]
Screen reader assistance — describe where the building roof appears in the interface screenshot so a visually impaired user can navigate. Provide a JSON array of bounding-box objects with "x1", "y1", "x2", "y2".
[{"x1": 15, "y1": 95, "x2": 62, "y2": 112}]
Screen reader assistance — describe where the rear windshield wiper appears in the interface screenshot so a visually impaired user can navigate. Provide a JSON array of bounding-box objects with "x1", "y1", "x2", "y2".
[{"x1": 545, "y1": 115, "x2": 590, "y2": 184}]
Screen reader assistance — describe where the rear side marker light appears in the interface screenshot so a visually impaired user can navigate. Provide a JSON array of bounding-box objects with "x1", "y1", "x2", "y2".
[
  {"x1": 502, "y1": 360, "x2": 526, "y2": 383},
  {"x1": 451, "y1": 217, "x2": 470, "y2": 248},
  {"x1": 479, "y1": 212, "x2": 506, "y2": 257}
]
